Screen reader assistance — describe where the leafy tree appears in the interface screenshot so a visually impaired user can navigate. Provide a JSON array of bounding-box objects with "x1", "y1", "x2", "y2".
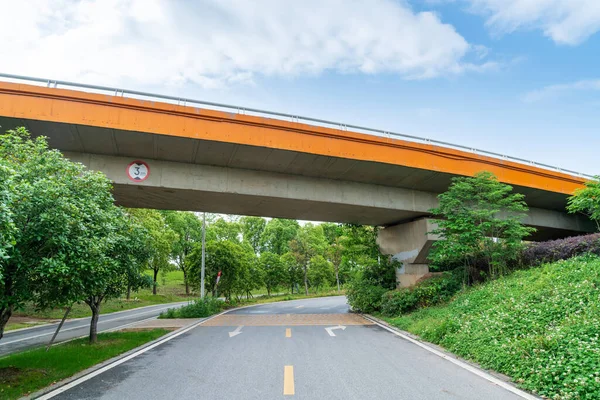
[
  {"x1": 429, "y1": 171, "x2": 536, "y2": 280},
  {"x1": 567, "y1": 176, "x2": 600, "y2": 231},
  {"x1": 259, "y1": 252, "x2": 286, "y2": 296},
  {"x1": 328, "y1": 236, "x2": 344, "y2": 292},
  {"x1": 308, "y1": 255, "x2": 334, "y2": 291},
  {"x1": 208, "y1": 217, "x2": 242, "y2": 243},
  {"x1": 0, "y1": 162, "x2": 15, "y2": 268},
  {"x1": 189, "y1": 240, "x2": 241, "y2": 300},
  {"x1": 241, "y1": 216, "x2": 266, "y2": 254},
  {"x1": 162, "y1": 211, "x2": 203, "y2": 295},
  {"x1": 235, "y1": 244, "x2": 262, "y2": 299},
  {"x1": 289, "y1": 224, "x2": 327, "y2": 295},
  {"x1": 281, "y1": 252, "x2": 303, "y2": 294},
  {"x1": 129, "y1": 209, "x2": 177, "y2": 295},
  {"x1": 260, "y1": 218, "x2": 300, "y2": 255}
]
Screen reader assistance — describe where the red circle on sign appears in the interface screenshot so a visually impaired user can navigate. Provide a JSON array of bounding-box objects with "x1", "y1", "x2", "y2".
[{"x1": 126, "y1": 160, "x2": 150, "y2": 182}]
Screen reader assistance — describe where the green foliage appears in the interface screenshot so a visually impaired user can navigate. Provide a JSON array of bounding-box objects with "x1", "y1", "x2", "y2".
[
  {"x1": 385, "y1": 255, "x2": 600, "y2": 399},
  {"x1": 259, "y1": 252, "x2": 285, "y2": 296},
  {"x1": 281, "y1": 252, "x2": 303, "y2": 293},
  {"x1": 345, "y1": 278, "x2": 388, "y2": 313},
  {"x1": 240, "y1": 216, "x2": 266, "y2": 253},
  {"x1": 430, "y1": 171, "x2": 536, "y2": 280},
  {"x1": 0, "y1": 128, "x2": 151, "y2": 342},
  {"x1": 568, "y1": 176, "x2": 600, "y2": 231},
  {"x1": 260, "y1": 218, "x2": 300, "y2": 255},
  {"x1": 289, "y1": 223, "x2": 327, "y2": 294},
  {"x1": 129, "y1": 209, "x2": 177, "y2": 294},
  {"x1": 307, "y1": 255, "x2": 334, "y2": 291},
  {"x1": 159, "y1": 298, "x2": 224, "y2": 319},
  {"x1": 162, "y1": 211, "x2": 203, "y2": 295},
  {"x1": 380, "y1": 269, "x2": 464, "y2": 316},
  {"x1": 0, "y1": 330, "x2": 168, "y2": 399}
]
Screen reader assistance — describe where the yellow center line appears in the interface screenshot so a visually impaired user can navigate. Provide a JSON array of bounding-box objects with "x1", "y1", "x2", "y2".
[
  {"x1": 284, "y1": 365, "x2": 295, "y2": 396},
  {"x1": 286, "y1": 328, "x2": 292, "y2": 338}
]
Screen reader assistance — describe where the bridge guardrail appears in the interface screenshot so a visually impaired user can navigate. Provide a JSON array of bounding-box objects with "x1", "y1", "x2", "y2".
[{"x1": 0, "y1": 72, "x2": 593, "y2": 179}]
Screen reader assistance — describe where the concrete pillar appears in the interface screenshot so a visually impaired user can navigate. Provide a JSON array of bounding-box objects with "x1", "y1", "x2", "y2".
[{"x1": 377, "y1": 218, "x2": 439, "y2": 288}]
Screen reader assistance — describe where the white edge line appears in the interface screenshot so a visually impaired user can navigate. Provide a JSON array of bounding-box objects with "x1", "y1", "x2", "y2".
[
  {"x1": 363, "y1": 316, "x2": 539, "y2": 400},
  {"x1": 37, "y1": 310, "x2": 227, "y2": 399}
]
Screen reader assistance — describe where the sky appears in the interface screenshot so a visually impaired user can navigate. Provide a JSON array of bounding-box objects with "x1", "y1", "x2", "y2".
[{"x1": 0, "y1": 0, "x2": 599, "y2": 175}]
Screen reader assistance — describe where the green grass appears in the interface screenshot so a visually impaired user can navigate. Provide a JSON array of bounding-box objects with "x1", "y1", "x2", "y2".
[
  {"x1": 382, "y1": 255, "x2": 600, "y2": 399},
  {"x1": 12, "y1": 270, "x2": 192, "y2": 320},
  {"x1": 0, "y1": 330, "x2": 169, "y2": 399}
]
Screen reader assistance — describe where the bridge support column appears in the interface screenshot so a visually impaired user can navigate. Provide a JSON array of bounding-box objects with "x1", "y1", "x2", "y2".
[{"x1": 377, "y1": 218, "x2": 439, "y2": 288}]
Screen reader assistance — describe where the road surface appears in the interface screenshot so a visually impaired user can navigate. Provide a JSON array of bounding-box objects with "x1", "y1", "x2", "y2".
[
  {"x1": 0, "y1": 302, "x2": 189, "y2": 356},
  {"x1": 45, "y1": 296, "x2": 530, "y2": 400}
]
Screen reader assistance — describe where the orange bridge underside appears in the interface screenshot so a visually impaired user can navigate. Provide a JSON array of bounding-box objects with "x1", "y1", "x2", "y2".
[{"x1": 0, "y1": 81, "x2": 586, "y2": 195}]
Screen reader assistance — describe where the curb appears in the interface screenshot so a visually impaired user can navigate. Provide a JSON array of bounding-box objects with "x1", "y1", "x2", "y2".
[{"x1": 363, "y1": 314, "x2": 541, "y2": 400}]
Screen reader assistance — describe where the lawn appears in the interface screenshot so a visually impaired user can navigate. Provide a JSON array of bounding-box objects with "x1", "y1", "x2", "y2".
[
  {"x1": 382, "y1": 255, "x2": 600, "y2": 400},
  {"x1": 0, "y1": 329, "x2": 169, "y2": 399}
]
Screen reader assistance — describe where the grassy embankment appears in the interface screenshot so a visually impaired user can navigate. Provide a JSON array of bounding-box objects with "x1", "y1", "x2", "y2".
[
  {"x1": 382, "y1": 256, "x2": 600, "y2": 399},
  {"x1": 0, "y1": 330, "x2": 169, "y2": 399}
]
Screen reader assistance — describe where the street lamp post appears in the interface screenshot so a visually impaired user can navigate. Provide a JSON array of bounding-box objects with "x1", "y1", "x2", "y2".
[{"x1": 201, "y1": 212, "x2": 206, "y2": 299}]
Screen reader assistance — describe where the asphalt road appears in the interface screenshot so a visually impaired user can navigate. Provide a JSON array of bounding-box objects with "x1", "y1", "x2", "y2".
[
  {"x1": 46, "y1": 296, "x2": 530, "y2": 400},
  {"x1": 0, "y1": 302, "x2": 189, "y2": 356}
]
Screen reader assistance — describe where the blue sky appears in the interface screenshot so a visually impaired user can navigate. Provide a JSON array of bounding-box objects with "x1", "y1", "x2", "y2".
[{"x1": 1, "y1": 0, "x2": 599, "y2": 175}]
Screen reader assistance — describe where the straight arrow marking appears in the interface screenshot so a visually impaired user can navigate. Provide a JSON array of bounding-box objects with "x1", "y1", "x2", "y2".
[
  {"x1": 228, "y1": 325, "x2": 244, "y2": 337},
  {"x1": 325, "y1": 325, "x2": 346, "y2": 337}
]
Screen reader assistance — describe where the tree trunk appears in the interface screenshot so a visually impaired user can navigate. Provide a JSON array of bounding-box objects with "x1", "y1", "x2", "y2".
[
  {"x1": 267, "y1": 287, "x2": 271, "y2": 297},
  {"x1": 0, "y1": 306, "x2": 13, "y2": 341},
  {"x1": 126, "y1": 285, "x2": 131, "y2": 300},
  {"x1": 86, "y1": 296, "x2": 103, "y2": 344},
  {"x1": 303, "y1": 263, "x2": 309, "y2": 296},
  {"x1": 336, "y1": 270, "x2": 340, "y2": 292},
  {"x1": 183, "y1": 269, "x2": 190, "y2": 296},
  {"x1": 153, "y1": 268, "x2": 159, "y2": 295}
]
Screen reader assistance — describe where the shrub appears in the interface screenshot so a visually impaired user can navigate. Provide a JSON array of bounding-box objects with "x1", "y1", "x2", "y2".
[
  {"x1": 381, "y1": 268, "x2": 464, "y2": 317},
  {"x1": 520, "y1": 233, "x2": 600, "y2": 267},
  {"x1": 346, "y1": 278, "x2": 388, "y2": 313},
  {"x1": 159, "y1": 297, "x2": 224, "y2": 319}
]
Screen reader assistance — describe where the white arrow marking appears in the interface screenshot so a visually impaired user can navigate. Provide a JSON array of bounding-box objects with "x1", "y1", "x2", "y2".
[
  {"x1": 228, "y1": 325, "x2": 244, "y2": 338},
  {"x1": 325, "y1": 325, "x2": 346, "y2": 337}
]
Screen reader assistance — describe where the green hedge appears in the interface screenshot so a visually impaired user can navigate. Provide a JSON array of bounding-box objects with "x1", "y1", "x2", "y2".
[
  {"x1": 159, "y1": 297, "x2": 224, "y2": 319},
  {"x1": 380, "y1": 268, "x2": 464, "y2": 316}
]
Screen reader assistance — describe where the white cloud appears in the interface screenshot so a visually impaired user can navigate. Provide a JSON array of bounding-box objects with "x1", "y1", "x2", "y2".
[
  {"x1": 465, "y1": 0, "x2": 600, "y2": 45},
  {"x1": 0, "y1": 0, "x2": 490, "y2": 88},
  {"x1": 523, "y1": 79, "x2": 600, "y2": 102}
]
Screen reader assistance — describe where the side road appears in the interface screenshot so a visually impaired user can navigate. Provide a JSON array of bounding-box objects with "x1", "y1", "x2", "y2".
[{"x1": 0, "y1": 301, "x2": 189, "y2": 356}]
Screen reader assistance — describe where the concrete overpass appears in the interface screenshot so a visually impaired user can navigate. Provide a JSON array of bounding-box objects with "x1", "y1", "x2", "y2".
[{"x1": 0, "y1": 74, "x2": 595, "y2": 285}]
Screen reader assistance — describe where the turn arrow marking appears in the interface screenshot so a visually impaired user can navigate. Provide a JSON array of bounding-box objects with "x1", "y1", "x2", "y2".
[
  {"x1": 228, "y1": 325, "x2": 244, "y2": 338},
  {"x1": 325, "y1": 325, "x2": 346, "y2": 337}
]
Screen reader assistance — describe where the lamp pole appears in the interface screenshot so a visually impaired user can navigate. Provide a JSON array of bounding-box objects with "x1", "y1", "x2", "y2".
[{"x1": 201, "y1": 212, "x2": 206, "y2": 299}]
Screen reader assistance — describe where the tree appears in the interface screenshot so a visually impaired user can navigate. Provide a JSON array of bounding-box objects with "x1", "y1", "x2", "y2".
[
  {"x1": 281, "y1": 252, "x2": 303, "y2": 294},
  {"x1": 129, "y1": 209, "x2": 177, "y2": 295},
  {"x1": 308, "y1": 255, "x2": 334, "y2": 292},
  {"x1": 209, "y1": 217, "x2": 241, "y2": 243},
  {"x1": 189, "y1": 240, "x2": 243, "y2": 300},
  {"x1": 0, "y1": 128, "x2": 146, "y2": 341},
  {"x1": 429, "y1": 171, "x2": 536, "y2": 280},
  {"x1": 289, "y1": 224, "x2": 327, "y2": 295},
  {"x1": 328, "y1": 236, "x2": 344, "y2": 292},
  {"x1": 567, "y1": 176, "x2": 600, "y2": 231},
  {"x1": 259, "y1": 252, "x2": 286, "y2": 296},
  {"x1": 241, "y1": 216, "x2": 266, "y2": 254},
  {"x1": 260, "y1": 218, "x2": 300, "y2": 255},
  {"x1": 162, "y1": 211, "x2": 203, "y2": 295}
]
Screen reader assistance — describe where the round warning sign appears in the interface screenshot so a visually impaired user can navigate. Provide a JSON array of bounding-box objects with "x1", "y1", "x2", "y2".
[{"x1": 126, "y1": 160, "x2": 150, "y2": 182}]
